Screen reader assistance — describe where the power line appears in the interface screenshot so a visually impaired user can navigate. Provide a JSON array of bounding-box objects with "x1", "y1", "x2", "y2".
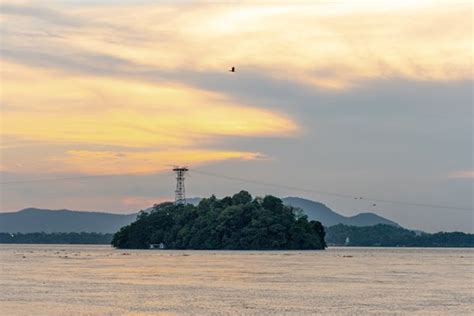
[
  {"x1": 191, "y1": 169, "x2": 473, "y2": 212},
  {"x1": 2, "y1": 167, "x2": 471, "y2": 212}
]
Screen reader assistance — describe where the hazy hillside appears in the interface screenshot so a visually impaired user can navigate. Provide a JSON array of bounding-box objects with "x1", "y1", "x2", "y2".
[
  {"x1": 282, "y1": 197, "x2": 399, "y2": 227},
  {"x1": 0, "y1": 208, "x2": 137, "y2": 233}
]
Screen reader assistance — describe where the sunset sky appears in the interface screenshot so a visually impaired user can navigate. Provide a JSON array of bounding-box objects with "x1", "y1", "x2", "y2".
[{"x1": 1, "y1": 0, "x2": 472, "y2": 232}]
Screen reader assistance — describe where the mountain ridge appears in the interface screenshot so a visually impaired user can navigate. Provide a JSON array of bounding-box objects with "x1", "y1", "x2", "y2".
[
  {"x1": 282, "y1": 197, "x2": 399, "y2": 227},
  {"x1": 0, "y1": 208, "x2": 136, "y2": 233},
  {"x1": 0, "y1": 197, "x2": 400, "y2": 233}
]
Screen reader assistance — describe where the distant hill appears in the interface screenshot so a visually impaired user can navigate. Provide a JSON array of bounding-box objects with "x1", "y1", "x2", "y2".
[
  {"x1": 282, "y1": 197, "x2": 399, "y2": 227},
  {"x1": 0, "y1": 208, "x2": 137, "y2": 233},
  {"x1": 1, "y1": 197, "x2": 399, "y2": 234}
]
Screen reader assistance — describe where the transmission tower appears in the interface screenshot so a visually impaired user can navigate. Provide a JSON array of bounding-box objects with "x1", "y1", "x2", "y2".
[{"x1": 173, "y1": 167, "x2": 188, "y2": 204}]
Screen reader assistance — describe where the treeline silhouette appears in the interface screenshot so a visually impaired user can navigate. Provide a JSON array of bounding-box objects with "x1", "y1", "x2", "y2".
[
  {"x1": 112, "y1": 191, "x2": 327, "y2": 250},
  {"x1": 326, "y1": 224, "x2": 473, "y2": 247},
  {"x1": 0, "y1": 232, "x2": 113, "y2": 244}
]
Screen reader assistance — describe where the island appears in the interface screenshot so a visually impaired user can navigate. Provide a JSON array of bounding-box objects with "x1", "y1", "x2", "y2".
[{"x1": 111, "y1": 191, "x2": 327, "y2": 250}]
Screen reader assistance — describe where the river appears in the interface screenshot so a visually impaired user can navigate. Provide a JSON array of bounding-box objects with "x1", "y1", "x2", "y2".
[{"x1": 0, "y1": 245, "x2": 472, "y2": 315}]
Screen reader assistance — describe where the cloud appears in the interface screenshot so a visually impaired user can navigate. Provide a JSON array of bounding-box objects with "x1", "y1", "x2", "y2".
[
  {"x1": 1, "y1": 57, "x2": 296, "y2": 175},
  {"x1": 1, "y1": 1, "x2": 470, "y2": 91},
  {"x1": 50, "y1": 150, "x2": 265, "y2": 175},
  {"x1": 1, "y1": 61, "x2": 298, "y2": 146},
  {"x1": 1, "y1": 146, "x2": 266, "y2": 175},
  {"x1": 448, "y1": 170, "x2": 474, "y2": 179},
  {"x1": 1, "y1": 3, "x2": 84, "y2": 27}
]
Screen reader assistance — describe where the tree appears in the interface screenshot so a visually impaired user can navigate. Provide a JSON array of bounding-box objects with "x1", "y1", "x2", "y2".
[
  {"x1": 111, "y1": 192, "x2": 327, "y2": 250},
  {"x1": 232, "y1": 190, "x2": 252, "y2": 205}
]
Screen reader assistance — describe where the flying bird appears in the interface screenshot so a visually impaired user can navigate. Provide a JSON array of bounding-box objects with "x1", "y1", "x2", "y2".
[{"x1": 229, "y1": 66, "x2": 235, "y2": 72}]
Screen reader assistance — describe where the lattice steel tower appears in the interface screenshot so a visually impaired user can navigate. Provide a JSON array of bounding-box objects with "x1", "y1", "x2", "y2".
[{"x1": 173, "y1": 167, "x2": 188, "y2": 204}]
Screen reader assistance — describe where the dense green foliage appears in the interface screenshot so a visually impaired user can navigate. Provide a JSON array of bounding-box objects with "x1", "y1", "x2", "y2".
[
  {"x1": 0, "y1": 232, "x2": 113, "y2": 244},
  {"x1": 326, "y1": 224, "x2": 474, "y2": 247},
  {"x1": 112, "y1": 191, "x2": 327, "y2": 250}
]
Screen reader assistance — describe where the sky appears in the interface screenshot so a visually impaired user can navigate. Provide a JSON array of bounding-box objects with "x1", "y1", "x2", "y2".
[{"x1": 0, "y1": 0, "x2": 472, "y2": 232}]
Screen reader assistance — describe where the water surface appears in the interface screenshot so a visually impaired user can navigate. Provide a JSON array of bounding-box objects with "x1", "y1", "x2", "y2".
[{"x1": 0, "y1": 245, "x2": 472, "y2": 315}]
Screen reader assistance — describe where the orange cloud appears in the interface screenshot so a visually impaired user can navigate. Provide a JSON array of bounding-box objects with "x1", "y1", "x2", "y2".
[
  {"x1": 47, "y1": 150, "x2": 265, "y2": 175},
  {"x1": 1, "y1": 59, "x2": 296, "y2": 175}
]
